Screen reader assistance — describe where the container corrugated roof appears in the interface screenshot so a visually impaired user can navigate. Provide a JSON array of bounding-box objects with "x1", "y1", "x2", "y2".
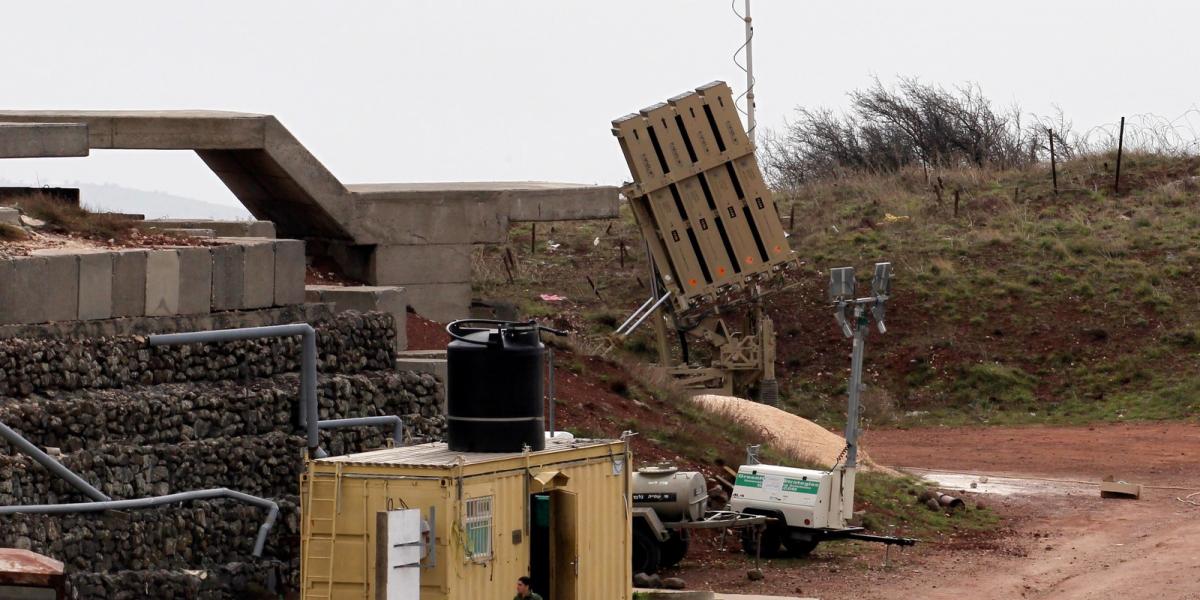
[{"x1": 315, "y1": 437, "x2": 618, "y2": 467}]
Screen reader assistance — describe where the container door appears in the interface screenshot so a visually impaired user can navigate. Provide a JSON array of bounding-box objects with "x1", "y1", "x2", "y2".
[
  {"x1": 530, "y1": 494, "x2": 551, "y2": 599},
  {"x1": 549, "y1": 490, "x2": 579, "y2": 600},
  {"x1": 374, "y1": 509, "x2": 422, "y2": 600}
]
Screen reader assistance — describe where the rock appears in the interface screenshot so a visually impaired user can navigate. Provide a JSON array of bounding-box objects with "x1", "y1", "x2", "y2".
[
  {"x1": 747, "y1": 569, "x2": 764, "y2": 581},
  {"x1": 661, "y1": 577, "x2": 686, "y2": 590},
  {"x1": 632, "y1": 572, "x2": 654, "y2": 588}
]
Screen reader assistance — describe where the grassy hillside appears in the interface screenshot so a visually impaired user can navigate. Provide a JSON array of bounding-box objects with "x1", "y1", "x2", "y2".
[{"x1": 475, "y1": 151, "x2": 1200, "y2": 430}]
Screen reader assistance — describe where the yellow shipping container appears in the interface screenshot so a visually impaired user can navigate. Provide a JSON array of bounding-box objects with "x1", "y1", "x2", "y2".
[{"x1": 300, "y1": 437, "x2": 632, "y2": 600}]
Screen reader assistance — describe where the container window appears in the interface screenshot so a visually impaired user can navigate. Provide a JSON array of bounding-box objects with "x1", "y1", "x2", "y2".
[{"x1": 464, "y1": 496, "x2": 494, "y2": 560}]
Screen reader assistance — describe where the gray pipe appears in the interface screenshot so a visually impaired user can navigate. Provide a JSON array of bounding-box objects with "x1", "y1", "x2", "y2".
[
  {"x1": 317, "y1": 416, "x2": 404, "y2": 447},
  {"x1": 844, "y1": 305, "x2": 866, "y2": 469},
  {"x1": 0, "y1": 487, "x2": 280, "y2": 557},
  {"x1": 149, "y1": 323, "x2": 321, "y2": 456},
  {"x1": 620, "y1": 291, "x2": 673, "y2": 337},
  {"x1": 547, "y1": 347, "x2": 556, "y2": 436},
  {"x1": 0, "y1": 420, "x2": 110, "y2": 502},
  {"x1": 936, "y1": 493, "x2": 965, "y2": 509},
  {"x1": 615, "y1": 295, "x2": 657, "y2": 334}
]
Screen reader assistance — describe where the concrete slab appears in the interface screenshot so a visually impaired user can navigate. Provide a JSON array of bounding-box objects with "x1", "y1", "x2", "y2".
[
  {"x1": 29, "y1": 249, "x2": 113, "y2": 322},
  {"x1": 395, "y1": 358, "x2": 446, "y2": 383},
  {"x1": 38, "y1": 253, "x2": 80, "y2": 323},
  {"x1": 143, "y1": 219, "x2": 276, "y2": 239},
  {"x1": 306, "y1": 285, "x2": 407, "y2": 350},
  {"x1": 145, "y1": 250, "x2": 181, "y2": 316},
  {"x1": 176, "y1": 247, "x2": 213, "y2": 315},
  {"x1": 273, "y1": 239, "x2": 306, "y2": 306},
  {"x1": 248, "y1": 221, "x2": 276, "y2": 238},
  {"x1": 368, "y1": 244, "x2": 472, "y2": 285},
  {"x1": 633, "y1": 591, "x2": 819, "y2": 600},
  {"x1": 0, "y1": 110, "x2": 266, "y2": 149},
  {"x1": 401, "y1": 282, "x2": 471, "y2": 323},
  {"x1": 241, "y1": 240, "x2": 275, "y2": 309},
  {"x1": 718, "y1": 594, "x2": 821, "y2": 600},
  {"x1": 631, "y1": 591, "x2": 713, "y2": 600},
  {"x1": 0, "y1": 257, "x2": 41, "y2": 324},
  {"x1": 111, "y1": 250, "x2": 148, "y2": 317},
  {"x1": 77, "y1": 251, "x2": 114, "y2": 320},
  {"x1": 0, "y1": 122, "x2": 89, "y2": 158},
  {"x1": 161, "y1": 228, "x2": 216, "y2": 239},
  {"x1": 210, "y1": 244, "x2": 244, "y2": 311},
  {"x1": 0, "y1": 207, "x2": 20, "y2": 227},
  {"x1": 349, "y1": 182, "x2": 618, "y2": 245}
]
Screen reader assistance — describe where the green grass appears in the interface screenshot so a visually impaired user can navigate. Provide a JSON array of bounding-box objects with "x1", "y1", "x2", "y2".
[
  {"x1": 476, "y1": 152, "x2": 1200, "y2": 433},
  {"x1": 778, "y1": 152, "x2": 1200, "y2": 427},
  {"x1": 1, "y1": 194, "x2": 137, "y2": 241},
  {"x1": 0, "y1": 223, "x2": 27, "y2": 241},
  {"x1": 856, "y1": 471, "x2": 998, "y2": 538}
]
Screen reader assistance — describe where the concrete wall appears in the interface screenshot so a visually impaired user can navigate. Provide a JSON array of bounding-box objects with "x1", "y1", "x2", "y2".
[
  {"x1": 0, "y1": 111, "x2": 620, "y2": 323},
  {"x1": 0, "y1": 239, "x2": 306, "y2": 326}
]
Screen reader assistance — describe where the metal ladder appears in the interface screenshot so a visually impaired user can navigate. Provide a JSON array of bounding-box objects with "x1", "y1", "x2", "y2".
[{"x1": 303, "y1": 464, "x2": 342, "y2": 600}]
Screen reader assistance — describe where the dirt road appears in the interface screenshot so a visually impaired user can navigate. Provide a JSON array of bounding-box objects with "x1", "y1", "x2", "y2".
[
  {"x1": 863, "y1": 421, "x2": 1200, "y2": 486},
  {"x1": 858, "y1": 422, "x2": 1200, "y2": 599},
  {"x1": 674, "y1": 423, "x2": 1200, "y2": 600}
]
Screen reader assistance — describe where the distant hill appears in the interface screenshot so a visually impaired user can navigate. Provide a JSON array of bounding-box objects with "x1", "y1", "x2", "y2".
[
  {"x1": 74, "y1": 183, "x2": 252, "y2": 220},
  {"x1": 0, "y1": 180, "x2": 252, "y2": 220}
]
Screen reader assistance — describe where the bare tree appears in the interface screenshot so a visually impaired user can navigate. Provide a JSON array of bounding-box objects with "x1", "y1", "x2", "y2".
[{"x1": 761, "y1": 77, "x2": 1061, "y2": 186}]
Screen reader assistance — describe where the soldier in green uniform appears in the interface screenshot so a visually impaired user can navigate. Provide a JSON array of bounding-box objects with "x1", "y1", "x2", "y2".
[{"x1": 514, "y1": 576, "x2": 543, "y2": 600}]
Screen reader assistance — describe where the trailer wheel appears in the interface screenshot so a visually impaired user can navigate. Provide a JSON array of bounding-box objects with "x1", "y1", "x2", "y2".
[
  {"x1": 783, "y1": 538, "x2": 819, "y2": 557},
  {"x1": 659, "y1": 531, "x2": 689, "y2": 568},
  {"x1": 740, "y1": 525, "x2": 783, "y2": 558},
  {"x1": 632, "y1": 527, "x2": 662, "y2": 574}
]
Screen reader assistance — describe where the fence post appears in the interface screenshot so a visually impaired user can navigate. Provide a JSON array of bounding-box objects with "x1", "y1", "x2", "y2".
[
  {"x1": 1114, "y1": 116, "x2": 1126, "y2": 195},
  {"x1": 1048, "y1": 128, "x2": 1058, "y2": 196}
]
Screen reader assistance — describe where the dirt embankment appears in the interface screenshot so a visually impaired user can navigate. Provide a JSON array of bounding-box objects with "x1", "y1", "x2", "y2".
[{"x1": 693, "y1": 393, "x2": 894, "y2": 474}]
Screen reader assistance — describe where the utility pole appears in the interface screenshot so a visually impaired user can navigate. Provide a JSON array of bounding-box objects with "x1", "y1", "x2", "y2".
[
  {"x1": 743, "y1": 0, "x2": 756, "y2": 146},
  {"x1": 828, "y1": 263, "x2": 892, "y2": 470}
]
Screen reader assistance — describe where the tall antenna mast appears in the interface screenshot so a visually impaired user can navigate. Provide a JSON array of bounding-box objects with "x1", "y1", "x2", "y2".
[{"x1": 743, "y1": 0, "x2": 756, "y2": 145}]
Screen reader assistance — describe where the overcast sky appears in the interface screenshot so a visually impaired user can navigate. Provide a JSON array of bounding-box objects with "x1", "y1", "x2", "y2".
[{"x1": 1, "y1": 1, "x2": 1195, "y2": 208}]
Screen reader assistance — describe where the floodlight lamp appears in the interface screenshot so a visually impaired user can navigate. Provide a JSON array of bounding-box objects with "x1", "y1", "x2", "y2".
[
  {"x1": 835, "y1": 306, "x2": 853, "y2": 338},
  {"x1": 871, "y1": 262, "x2": 892, "y2": 298},
  {"x1": 828, "y1": 267, "x2": 856, "y2": 302}
]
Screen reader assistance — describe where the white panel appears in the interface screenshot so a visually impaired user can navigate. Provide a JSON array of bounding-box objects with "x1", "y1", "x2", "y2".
[{"x1": 386, "y1": 509, "x2": 422, "y2": 600}]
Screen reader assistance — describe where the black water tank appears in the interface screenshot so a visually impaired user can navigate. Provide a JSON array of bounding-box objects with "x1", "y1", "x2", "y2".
[{"x1": 446, "y1": 320, "x2": 546, "y2": 452}]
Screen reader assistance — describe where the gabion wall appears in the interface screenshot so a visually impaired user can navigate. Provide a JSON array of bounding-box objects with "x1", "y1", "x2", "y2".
[{"x1": 0, "y1": 311, "x2": 445, "y2": 598}]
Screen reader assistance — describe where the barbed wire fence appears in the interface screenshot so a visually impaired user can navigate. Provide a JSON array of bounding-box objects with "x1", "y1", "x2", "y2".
[{"x1": 1070, "y1": 107, "x2": 1200, "y2": 156}]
